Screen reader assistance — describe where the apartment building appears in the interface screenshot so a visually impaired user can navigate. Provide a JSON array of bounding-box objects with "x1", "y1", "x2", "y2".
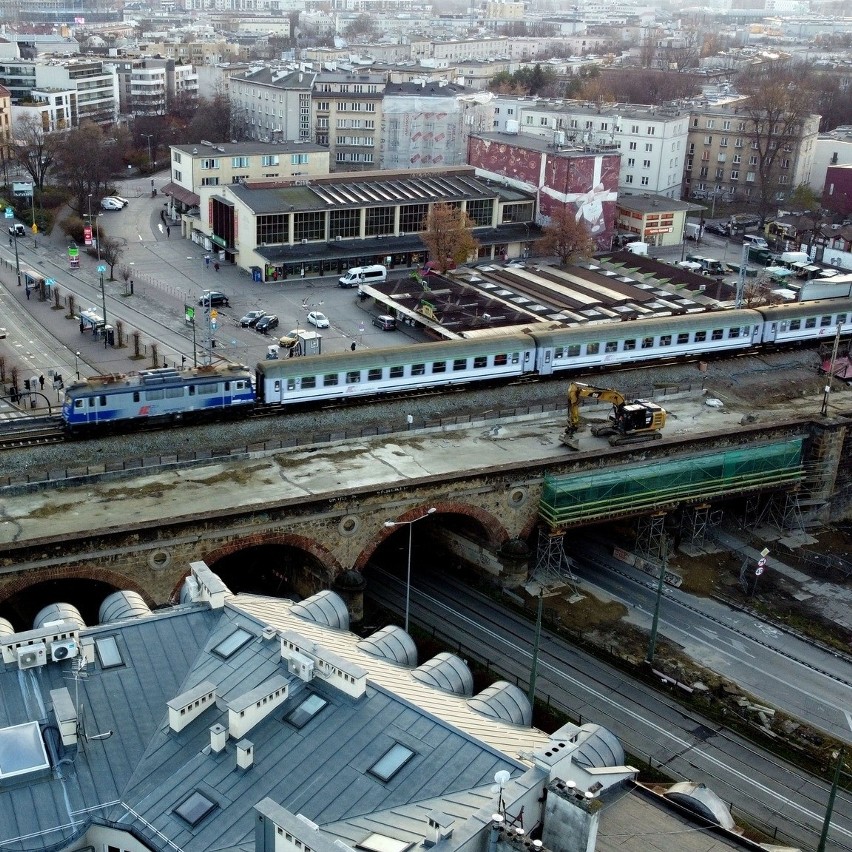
[
  {"x1": 11, "y1": 88, "x2": 75, "y2": 132},
  {"x1": 684, "y1": 101, "x2": 821, "y2": 206},
  {"x1": 0, "y1": 58, "x2": 117, "y2": 125},
  {"x1": 230, "y1": 66, "x2": 315, "y2": 142},
  {"x1": 141, "y1": 39, "x2": 237, "y2": 67},
  {"x1": 108, "y1": 58, "x2": 198, "y2": 117},
  {"x1": 491, "y1": 97, "x2": 689, "y2": 198},
  {"x1": 0, "y1": 84, "x2": 10, "y2": 165},
  {"x1": 312, "y1": 70, "x2": 385, "y2": 171}
]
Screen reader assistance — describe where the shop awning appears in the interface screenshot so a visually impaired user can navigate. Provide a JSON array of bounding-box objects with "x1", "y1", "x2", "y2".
[{"x1": 162, "y1": 182, "x2": 200, "y2": 207}]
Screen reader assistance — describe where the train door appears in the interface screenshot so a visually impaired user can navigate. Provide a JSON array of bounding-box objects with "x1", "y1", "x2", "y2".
[
  {"x1": 537, "y1": 345, "x2": 554, "y2": 375},
  {"x1": 762, "y1": 321, "x2": 777, "y2": 344},
  {"x1": 522, "y1": 346, "x2": 536, "y2": 375}
]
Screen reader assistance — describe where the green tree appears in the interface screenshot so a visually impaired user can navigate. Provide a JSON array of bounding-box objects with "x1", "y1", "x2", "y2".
[
  {"x1": 536, "y1": 207, "x2": 595, "y2": 266},
  {"x1": 420, "y1": 204, "x2": 479, "y2": 273}
]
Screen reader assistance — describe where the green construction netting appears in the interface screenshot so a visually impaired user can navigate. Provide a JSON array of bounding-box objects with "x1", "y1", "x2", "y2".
[{"x1": 539, "y1": 438, "x2": 804, "y2": 528}]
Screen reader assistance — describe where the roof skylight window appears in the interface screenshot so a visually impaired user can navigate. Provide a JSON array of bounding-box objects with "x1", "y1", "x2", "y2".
[
  {"x1": 369, "y1": 743, "x2": 415, "y2": 782},
  {"x1": 174, "y1": 791, "x2": 217, "y2": 827},
  {"x1": 95, "y1": 636, "x2": 123, "y2": 669},
  {"x1": 212, "y1": 628, "x2": 252, "y2": 659},
  {"x1": 285, "y1": 693, "x2": 328, "y2": 729}
]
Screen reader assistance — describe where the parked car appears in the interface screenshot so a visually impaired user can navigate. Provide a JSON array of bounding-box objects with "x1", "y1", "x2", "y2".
[
  {"x1": 307, "y1": 311, "x2": 329, "y2": 328},
  {"x1": 371, "y1": 315, "x2": 397, "y2": 331},
  {"x1": 101, "y1": 197, "x2": 126, "y2": 211},
  {"x1": 199, "y1": 291, "x2": 229, "y2": 307},
  {"x1": 704, "y1": 223, "x2": 728, "y2": 237},
  {"x1": 8, "y1": 223, "x2": 25, "y2": 237},
  {"x1": 255, "y1": 315, "x2": 279, "y2": 334},
  {"x1": 240, "y1": 310, "x2": 266, "y2": 328}
]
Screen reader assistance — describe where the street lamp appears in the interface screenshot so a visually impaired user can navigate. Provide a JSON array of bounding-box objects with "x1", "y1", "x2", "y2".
[
  {"x1": 74, "y1": 350, "x2": 80, "y2": 380},
  {"x1": 384, "y1": 507, "x2": 437, "y2": 632},
  {"x1": 142, "y1": 133, "x2": 154, "y2": 170},
  {"x1": 97, "y1": 263, "x2": 108, "y2": 349},
  {"x1": 11, "y1": 227, "x2": 21, "y2": 287},
  {"x1": 87, "y1": 194, "x2": 101, "y2": 262}
]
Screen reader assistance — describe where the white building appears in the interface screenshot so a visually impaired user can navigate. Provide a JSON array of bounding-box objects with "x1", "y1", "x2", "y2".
[
  {"x1": 230, "y1": 66, "x2": 316, "y2": 142},
  {"x1": 491, "y1": 97, "x2": 690, "y2": 198},
  {"x1": 107, "y1": 57, "x2": 199, "y2": 117}
]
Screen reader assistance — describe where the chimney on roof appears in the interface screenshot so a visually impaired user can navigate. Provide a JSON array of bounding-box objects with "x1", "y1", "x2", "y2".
[
  {"x1": 236, "y1": 739, "x2": 254, "y2": 770},
  {"x1": 210, "y1": 723, "x2": 227, "y2": 753}
]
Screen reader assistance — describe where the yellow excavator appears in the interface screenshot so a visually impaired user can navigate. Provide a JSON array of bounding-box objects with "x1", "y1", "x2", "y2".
[{"x1": 562, "y1": 382, "x2": 667, "y2": 450}]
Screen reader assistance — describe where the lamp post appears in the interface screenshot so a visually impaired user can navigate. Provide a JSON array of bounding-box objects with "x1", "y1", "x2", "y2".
[
  {"x1": 142, "y1": 133, "x2": 154, "y2": 169},
  {"x1": 74, "y1": 350, "x2": 80, "y2": 380},
  {"x1": 87, "y1": 194, "x2": 101, "y2": 262},
  {"x1": 30, "y1": 187, "x2": 37, "y2": 248},
  {"x1": 645, "y1": 537, "x2": 669, "y2": 665},
  {"x1": 97, "y1": 263, "x2": 108, "y2": 348},
  {"x1": 384, "y1": 507, "x2": 437, "y2": 632},
  {"x1": 11, "y1": 227, "x2": 21, "y2": 287}
]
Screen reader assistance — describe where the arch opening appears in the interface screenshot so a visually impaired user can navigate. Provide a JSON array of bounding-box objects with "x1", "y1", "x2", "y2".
[{"x1": 210, "y1": 543, "x2": 332, "y2": 600}]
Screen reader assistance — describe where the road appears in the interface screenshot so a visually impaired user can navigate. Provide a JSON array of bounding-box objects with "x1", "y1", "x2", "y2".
[
  {"x1": 367, "y1": 569, "x2": 852, "y2": 852},
  {"x1": 567, "y1": 539, "x2": 852, "y2": 747}
]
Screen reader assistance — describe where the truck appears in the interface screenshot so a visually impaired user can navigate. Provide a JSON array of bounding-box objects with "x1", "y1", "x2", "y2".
[
  {"x1": 684, "y1": 222, "x2": 703, "y2": 241},
  {"x1": 562, "y1": 382, "x2": 667, "y2": 450},
  {"x1": 685, "y1": 254, "x2": 725, "y2": 276},
  {"x1": 624, "y1": 241, "x2": 649, "y2": 256}
]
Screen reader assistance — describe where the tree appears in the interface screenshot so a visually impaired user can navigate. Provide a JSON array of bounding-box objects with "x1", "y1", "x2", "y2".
[
  {"x1": 789, "y1": 183, "x2": 824, "y2": 252},
  {"x1": 12, "y1": 113, "x2": 59, "y2": 189},
  {"x1": 100, "y1": 235, "x2": 124, "y2": 281},
  {"x1": 736, "y1": 62, "x2": 818, "y2": 224},
  {"x1": 536, "y1": 207, "x2": 596, "y2": 266},
  {"x1": 186, "y1": 94, "x2": 235, "y2": 144},
  {"x1": 420, "y1": 204, "x2": 479, "y2": 273},
  {"x1": 344, "y1": 14, "x2": 380, "y2": 42},
  {"x1": 54, "y1": 122, "x2": 124, "y2": 215}
]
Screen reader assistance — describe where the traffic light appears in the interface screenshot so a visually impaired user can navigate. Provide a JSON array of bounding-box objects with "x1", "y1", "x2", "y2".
[
  {"x1": 210, "y1": 309, "x2": 218, "y2": 320},
  {"x1": 24, "y1": 379, "x2": 30, "y2": 390}
]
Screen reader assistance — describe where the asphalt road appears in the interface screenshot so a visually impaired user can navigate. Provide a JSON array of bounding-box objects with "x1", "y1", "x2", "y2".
[{"x1": 367, "y1": 569, "x2": 852, "y2": 852}]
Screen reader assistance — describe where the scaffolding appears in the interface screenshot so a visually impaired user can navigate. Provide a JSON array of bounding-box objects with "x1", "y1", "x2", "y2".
[
  {"x1": 678, "y1": 503, "x2": 724, "y2": 548},
  {"x1": 539, "y1": 439, "x2": 805, "y2": 530}
]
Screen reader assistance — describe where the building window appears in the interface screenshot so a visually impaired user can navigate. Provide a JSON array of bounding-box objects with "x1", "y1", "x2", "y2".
[
  {"x1": 200, "y1": 158, "x2": 219, "y2": 170},
  {"x1": 232, "y1": 156, "x2": 248, "y2": 168},
  {"x1": 257, "y1": 213, "x2": 287, "y2": 245},
  {"x1": 704, "y1": 135, "x2": 712, "y2": 145},
  {"x1": 627, "y1": 158, "x2": 635, "y2": 167},
  {"x1": 629, "y1": 142, "x2": 637, "y2": 150},
  {"x1": 293, "y1": 211, "x2": 326, "y2": 242},
  {"x1": 647, "y1": 126, "x2": 655, "y2": 135},
  {"x1": 640, "y1": 176, "x2": 649, "y2": 186},
  {"x1": 95, "y1": 636, "x2": 123, "y2": 669},
  {"x1": 706, "y1": 120, "x2": 714, "y2": 129},
  {"x1": 719, "y1": 137, "x2": 728, "y2": 147},
  {"x1": 261, "y1": 154, "x2": 279, "y2": 166},
  {"x1": 365, "y1": 206, "x2": 394, "y2": 236},
  {"x1": 730, "y1": 170, "x2": 739, "y2": 181},
  {"x1": 291, "y1": 154, "x2": 309, "y2": 165},
  {"x1": 329, "y1": 208, "x2": 360, "y2": 239},
  {"x1": 645, "y1": 143, "x2": 653, "y2": 152},
  {"x1": 746, "y1": 172, "x2": 755, "y2": 183},
  {"x1": 285, "y1": 694, "x2": 328, "y2": 729},
  {"x1": 201, "y1": 177, "x2": 219, "y2": 186},
  {"x1": 465, "y1": 198, "x2": 493, "y2": 226},
  {"x1": 625, "y1": 175, "x2": 633, "y2": 184},
  {"x1": 642, "y1": 159, "x2": 650, "y2": 168},
  {"x1": 399, "y1": 203, "x2": 429, "y2": 233}
]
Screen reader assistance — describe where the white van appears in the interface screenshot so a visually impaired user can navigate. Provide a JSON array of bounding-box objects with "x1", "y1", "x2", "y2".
[
  {"x1": 339, "y1": 264, "x2": 386, "y2": 289},
  {"x1": 742, "y1": 234, "x2": 768, "y2": 250}
]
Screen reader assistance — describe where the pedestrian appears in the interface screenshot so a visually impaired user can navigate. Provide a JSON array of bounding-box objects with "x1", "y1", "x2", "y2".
[
  {"x1": 350, "y1": 341, "x2": 356, "y2": 352},
  {"x1": 166, "y1": 226, "x2": 171, "y2": 239},
  {"x1": 25, "y1": 286, "x2": 30, "y2": 300},
  {"x1": 160, "y1": 210, "x2": 166, "y2": 222},
  {"x1": 214, "y1": 262, "x2": 220, "y2": 273},
  {"x1": 38, "y1": 374, "x2": 44, "y2": 390}
]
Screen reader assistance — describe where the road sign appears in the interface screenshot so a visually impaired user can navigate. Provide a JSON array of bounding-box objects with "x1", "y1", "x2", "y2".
[
  {"x1": 185, "y1": 306, "x2": 195, "y2": 322},
  {"x1": 4, "y1": 207, "x2": 12, "y2": 219},
  {"x1": 757, "y1": 557, "x2": 767, "y2": 567},
  {"x1": 84, "y1": 226, "x2": 92, "y2": 246},
  {"x1": 755, "y1": 566, "x2": 765, "y2": 576},
  {"x1": 211, "y1": 319, "x2": 218, "y2": 330},
  {"x1": 97, "y1": 264, "x2": 107, "y2": 274}
]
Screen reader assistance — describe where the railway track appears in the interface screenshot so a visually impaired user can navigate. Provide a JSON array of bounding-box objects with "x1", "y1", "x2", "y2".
[{"x1": 0, "y1": 416, "x2": 65, "y2": 450}]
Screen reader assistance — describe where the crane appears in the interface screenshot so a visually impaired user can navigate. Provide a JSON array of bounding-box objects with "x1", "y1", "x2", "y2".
[{"x1": 562, "y1": 382, "x2": 666, "y2": 450}]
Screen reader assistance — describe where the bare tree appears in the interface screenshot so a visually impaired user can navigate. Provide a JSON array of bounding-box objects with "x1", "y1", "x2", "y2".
[
  {"x1": 54, "y1": 122, "x2": 124, "y2": 214},
  {"x1": 736, "y1": 62, "x2": 819, "y2": 224},
  {"x1": 536, "y1": 207, "x2": 596, "y2": 265},
  {"x1": 420, "y1": 204, "x2": 479, "y2": 273},
  {"x1": 100, "y1": 236, "x2": 124, "y2": 281},
  {"x1": 12, "y1": 113, "x2": 59, "y2": 189}
]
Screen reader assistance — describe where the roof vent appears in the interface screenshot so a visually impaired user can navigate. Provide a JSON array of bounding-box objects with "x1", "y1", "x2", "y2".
[
  {"x1": 168, "y1": 681, "x2": 217, "y2": 733},
  {"x1": 236, "y1": 739, "x2": 253, "y2": 770},
  {"x1": 210, "y1": 723, "x2": 227, "y2": 753}
]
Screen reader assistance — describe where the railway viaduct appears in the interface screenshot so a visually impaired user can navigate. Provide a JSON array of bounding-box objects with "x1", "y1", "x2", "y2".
[{"x1": 0, "y1": 410, "x2": 849, "y2": 626}]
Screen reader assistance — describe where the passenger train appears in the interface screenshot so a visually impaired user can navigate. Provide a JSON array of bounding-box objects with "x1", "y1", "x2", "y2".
[{"x1": 61, "y1": 298, "x2": 852, "y2": 432}]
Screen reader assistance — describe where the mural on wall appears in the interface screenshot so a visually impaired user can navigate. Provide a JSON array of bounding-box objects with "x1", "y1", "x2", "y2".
[{"x1": 468, "y1": 136, "x2": 619, "y2": 249}]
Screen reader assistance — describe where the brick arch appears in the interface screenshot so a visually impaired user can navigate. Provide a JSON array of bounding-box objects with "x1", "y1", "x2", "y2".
[
  {"x1": 352, "y1": 501, "x2": 510, "y2": 573},
  {"x1": 200, "y1": 532, "x2": 343, "y2": 582},
  {"x1": 0, "y1": 565, "x2": 155, "y2": 611}
]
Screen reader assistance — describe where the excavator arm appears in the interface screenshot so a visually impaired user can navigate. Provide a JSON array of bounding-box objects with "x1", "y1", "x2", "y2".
[{"x1": 567, "y1": 383, "x2": 627, "y2": 431}]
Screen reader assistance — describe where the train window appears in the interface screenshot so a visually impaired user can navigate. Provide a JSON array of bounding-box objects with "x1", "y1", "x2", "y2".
[
  {"x1": 729, "y1": 327, "x2": 740, "y2": 338},
  {"x1": 511, "y1": 352, "x2": 520, "y2": 364},
  {"x1": 133, "y1": 391, "x2": 140, "y2": 402},
  {"x1": 88, "y1": 397, "x2": 95, "y2": 407},
  {"x1": 623, "y1": 339, "x2": 636, "y2": 350},
  {"x1": 389, "y1": 366, "x2": 404, "y2": 378},
  {"x1": 711, "y1": 329, "x2": 723, "y2": 340},
  {"x1": 805, "y1": 318, "x2": 816, "y2": 329},
  {"x1": 605, "y1": 341, "x2": 618, "y2": 353},
  {"x1": 837, "y1": 314, "x2": 847, "y2": 324},
  {"x1": 197, "y1": 385, "x2": 216, "y2": 396},
  {"x1": 432, "y1": 361, "x2": 447, "y2": 374},
  {"x1": 567, "y1": 345, "x2": 580, "y2": 358},
  {"x1": 324, "y1": 374, "x2": 339, "y2": 387},
  {"x1": 189, "y1": 385, "x2": 196, "y2": 395},
  {"x1": 554, "y1": 347, "x2": 564, "y2": 358},
  {"x1": 660, "y1": 335, "x2": 672, "y2": 346},
  {"x1": 301, "y1": 376, "x2": 316, "y2": 389},
  {"x1": 75, "y1": 399, "x2": 83, "y2": 409},
  {"x1": 494, "y1": 354, "x2": 508, "y2": 366},
  {"x1": 586, "y1": 342, "x2": 599, "y2": 355},
  {"x1": 695, "y1": 330, "x2": 707, "y2": 342},
  {"x1": 453, "y1": 359, "x2": 467, "y2": 371},
  {"x1": 788, "y1": 320, "x2": 800, "y2": 330},
  {"x1": 820, "y1": 316, "x2": 832, "y2": 327},
  {"x1": 368, "y1": 368, "x2": 382, "y2": 381},
  {"x1": 411, "y1": 363, "x2": 426, "y2": 375},
  {"x1": 641, "y1": 337, "x2": 654, "y2": 349},
  {"x1": 224, "y1": 382, "x2": 230, "y2": 391},
  {"x1": 287, "y1": 379, "x2": 296, "y2": 391},
  {"x1": 473, "y1": 356, "x2": 487, "y2": 368},
  {"x1": 166, "y1": 387, "x2": 184, "y2": 398},
  {"x1": 147, "y1": 389, "x2": 165, "y2": 400},
  {"x1": 346, "y1": 371, "x2": 361, "y2": 383},
  {"x1": 677, "y1": 333, "x2": 689, "y2": 345},
  {"x1": 273, "y1": 380, "x2": 280, "y2": 392}
]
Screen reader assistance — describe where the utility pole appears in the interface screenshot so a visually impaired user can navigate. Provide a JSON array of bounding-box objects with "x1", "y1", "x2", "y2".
[
  {"x1": 821, "y1": 324, "x2": 842, "y2": 417},
  {"x1": 817, "y1": 748, "x2": 845, "y2": 852},
  {"x1": 646, "y1": 538, "x2": 669, "y2": 665},
  {"x1": 527, "y1": 589, "x2": 544, "y2": 705}
]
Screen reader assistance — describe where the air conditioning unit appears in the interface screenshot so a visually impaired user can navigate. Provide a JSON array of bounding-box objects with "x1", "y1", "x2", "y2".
[
  {"x1": 51, "y1": 640, "x2": 78, "y2": 662},
  {"x1": 17, "y1": 644, "x2": 47, "y2": 670},
  {"x1": 301, "y1": 238, "x2": 308, "y2": 244},
  {"x1": 335, "y1": 235, "x2": 342, "y2": 241}
]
